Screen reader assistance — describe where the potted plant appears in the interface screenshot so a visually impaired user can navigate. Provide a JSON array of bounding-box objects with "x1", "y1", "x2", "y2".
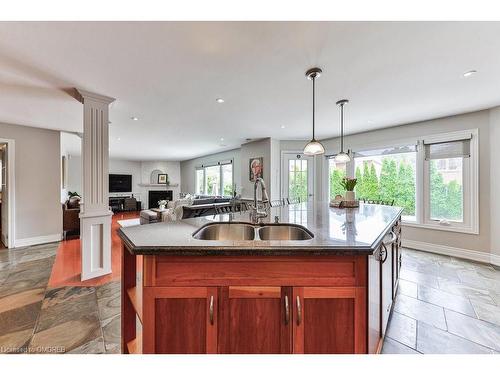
[{"x1": 341, "y1": 177, "x2": 357, "y2": 201}]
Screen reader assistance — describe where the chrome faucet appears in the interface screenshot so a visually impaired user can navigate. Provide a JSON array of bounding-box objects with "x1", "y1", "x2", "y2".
[{"x1": 251, "y1": 177, "x2": 270, "y2": 223}]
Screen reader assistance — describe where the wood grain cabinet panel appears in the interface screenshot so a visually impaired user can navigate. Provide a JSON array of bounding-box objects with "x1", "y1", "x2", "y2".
[
  {"x1": 143, "y1": 287, "x2": 218, "y2": 354},
  {"x1": 293, "y1": 287, "x2": 366, "y2": 354},
  {"x1": 218, "y1": 286, "x2": 292, "y2": 354}
]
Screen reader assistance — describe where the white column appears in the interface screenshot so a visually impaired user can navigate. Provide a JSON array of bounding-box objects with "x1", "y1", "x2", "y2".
[{"x1": 75, "y1": 89, "x2": 115, "y2": 281}]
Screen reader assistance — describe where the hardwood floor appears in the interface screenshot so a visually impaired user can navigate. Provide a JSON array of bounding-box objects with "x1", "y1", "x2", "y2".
[{"x1": 48, "y1": 211, "x2": 141, "y2": 288}]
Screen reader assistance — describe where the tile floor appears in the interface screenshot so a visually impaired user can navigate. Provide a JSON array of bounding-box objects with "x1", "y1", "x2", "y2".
[
  {"x1": 0, "y1": 243, "x2": 120, "y2": 353},
  {"x1": 382, "y1": 248, "x2": 500, "y2": 354},
  {"x1": 0, "y1": 242, "x2": 499, "y2": 354}
]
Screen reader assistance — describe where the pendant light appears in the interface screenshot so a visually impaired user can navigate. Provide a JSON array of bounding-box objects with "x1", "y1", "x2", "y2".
[
  {"x1": 334, "y1": 99, "x2": 351, "y2": 163},
  {"x1": 303, "y1": 68, "x2": 325, "y2": 155}
]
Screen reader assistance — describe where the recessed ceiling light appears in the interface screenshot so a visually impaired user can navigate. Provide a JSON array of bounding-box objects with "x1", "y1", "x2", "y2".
[
  {"x1": 216, "y1": 98, "x2": 225, "y2": 103},
  {"x1": 220, "y1": 137, "x2": 224, "y2": 141},
  {"x1": 117, "y1": 137, "x2": 121, "y2": 141},
  {"x1": 281, "y1": 125, "x2": 286, "y2": 129},
  {"x1": 131, "y1": 116, "x2": 139, "y2": 121},
  {"x1": 463, "y1": 70, "x2": 477, "y2": 77}
]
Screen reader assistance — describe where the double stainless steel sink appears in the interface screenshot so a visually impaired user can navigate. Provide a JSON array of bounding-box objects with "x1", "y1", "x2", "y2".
[{"x1": 192, "y1": 222, "x2": 314, "y2": 241}]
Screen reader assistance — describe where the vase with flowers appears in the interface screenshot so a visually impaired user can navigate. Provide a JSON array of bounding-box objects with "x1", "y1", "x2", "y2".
[
  {"x1": 341, "y1": 177, "x2": 357, "y2": 201},
  {"x1": 158, "y1": 199, "x2": 168, "y2": 210}
]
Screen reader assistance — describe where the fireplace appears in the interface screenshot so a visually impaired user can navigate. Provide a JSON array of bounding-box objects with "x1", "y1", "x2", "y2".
[{"x1": 148, "y1": 190, "x2": 173, "y2": 209}]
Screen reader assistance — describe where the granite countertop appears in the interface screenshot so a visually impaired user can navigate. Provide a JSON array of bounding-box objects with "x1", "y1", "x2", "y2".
[{"x1": 118, "y1": 202, "x2": 403, "y2": 256}]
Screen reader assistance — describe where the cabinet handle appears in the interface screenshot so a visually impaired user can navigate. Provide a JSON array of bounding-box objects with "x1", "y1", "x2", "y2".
[
  {"x1": 379, "y1": 243, "x2": 388, "y2": 263},
  {"x1": 209, "y1": 295, "x2": 214, "y2": 325},
  {"x1": 284, "y1": 295, "x2": 290, "y2": 325},
  {"x1": 296, "y1": 296, "x2": 302, "y2": 326}
]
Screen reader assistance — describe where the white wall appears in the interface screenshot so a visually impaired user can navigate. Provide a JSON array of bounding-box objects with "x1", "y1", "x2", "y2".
[
  {"x1": 140, "y1": 161, "x2": 181, "y2": 208},
  {"x1": 109, "y1": 159, "x2": 143, "y2": 199},
  {"x1": 66, "y1": 155, "x2": 82, "y2": 196},
  {"x1": 0, "y1": 122, "x2": 62, "y2": 245},
  {"x1": 270, "y1": 138, "x2": 281, "y2": 201},
  {"x1": 489, "y1": 107, "x2": 500, "y2": 260},
  {"x1": 180, "y1": 148, "x2": 241, "y2": 195},
  {"x1": 240, "y1": 139, "x2": 273, "y2": 199}
]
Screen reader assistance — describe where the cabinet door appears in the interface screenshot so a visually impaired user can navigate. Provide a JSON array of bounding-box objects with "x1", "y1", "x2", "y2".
[
  {"x1": 368, "y1": 250, "x2": 382, "y2": 354},
  {"x1": 143, "y1": 287, "x2": 218, "y2": 354},
  {"x1": 218, "y1": 286, "x2": 292, "y2": 354},
  {"x1": 381, "y1": 243, "x2": 394, "y2": 336},
  {"x1": 392, "y1": 219, "x2": 402, "y2": 297},
  {"x1": 293, "y1": 287, "x2": 366, "y2": 354}
]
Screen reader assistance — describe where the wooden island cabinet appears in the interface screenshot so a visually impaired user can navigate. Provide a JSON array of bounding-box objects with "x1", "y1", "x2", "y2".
[
  {"x1": 120, "y1": 215, "x2": 401, "y2": 354},
  {"x1": 118, "y1": 203, "x2": 402, "y2": 354}
]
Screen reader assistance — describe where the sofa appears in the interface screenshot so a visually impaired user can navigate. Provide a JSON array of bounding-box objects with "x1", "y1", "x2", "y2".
[
  {"x1": 181, "y1": 196, "x2": 232, "y2": 219},
  {"x1": 139, "y1": 195, "x2": 233, "y2": 225}
]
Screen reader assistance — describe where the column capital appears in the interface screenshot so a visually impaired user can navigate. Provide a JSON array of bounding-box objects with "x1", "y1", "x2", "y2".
[{"x1": 75, "y1": 88, "x2": 115, "y2": 105}]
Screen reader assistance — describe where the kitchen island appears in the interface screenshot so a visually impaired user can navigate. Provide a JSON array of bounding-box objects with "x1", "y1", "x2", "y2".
[{"x1": 118, "y1": 202, "x2": 403, "y2": 354}]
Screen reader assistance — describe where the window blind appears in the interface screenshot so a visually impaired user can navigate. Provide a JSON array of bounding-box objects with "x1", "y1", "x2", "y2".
[{"x1": 424, "y1": 138, "x2": 471, "y2": 160}]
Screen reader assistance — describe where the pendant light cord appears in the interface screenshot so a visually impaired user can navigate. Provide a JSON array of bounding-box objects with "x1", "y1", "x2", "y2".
[
  {"x1": 312, "y1": 76, "x2": 316, "y2": 140},
  {"x1": 340, "y1": 103, "x2": 344, "y2": 152}
]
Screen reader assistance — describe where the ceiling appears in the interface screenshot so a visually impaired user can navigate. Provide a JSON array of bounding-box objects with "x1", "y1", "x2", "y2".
[{"x1": 1, "y1": 22, "x2": 500, "y2": 161}]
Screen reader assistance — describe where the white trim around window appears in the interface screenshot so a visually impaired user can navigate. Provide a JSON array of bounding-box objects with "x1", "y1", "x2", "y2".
[
  {"x1": 195, "y1": 159, "x2": 234, "y2": 197},
  {"x1": 418, "y1": 129, "x2": 479, "y2": 234}
]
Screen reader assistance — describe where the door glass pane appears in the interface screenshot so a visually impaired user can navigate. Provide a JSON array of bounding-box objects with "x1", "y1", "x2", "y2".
[
  {"x1": 195, "y1": 169, "x2": 204, "y2": 195},
  {"x1": 288, "y1": 159, "x2": 308, "y2": 202},
  {"x1": 222, "y1": 164, "x2": 233, "y2": 196},
  {"x1": 430, "y1": 157, "x2": 463, "y2": 222},
  {"x1": 205, "y1": 166, "x2": 220, "y2": 196},
  {"x1": 354, "y1": 147, "x2": 417, "y2": 221},
  {"x1": 328, "y1": 159, "x2": 347, "y2": 199}
]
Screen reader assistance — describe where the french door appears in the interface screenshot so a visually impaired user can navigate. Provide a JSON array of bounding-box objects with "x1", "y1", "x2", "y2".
[{"x1": 282, "y1": 153, "x2": 314, "y2": 202}]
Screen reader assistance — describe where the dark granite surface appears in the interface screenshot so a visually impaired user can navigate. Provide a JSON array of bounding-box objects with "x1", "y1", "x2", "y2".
[{"x1": 118, "y1": 202, "x2": 403, "y2": 256}]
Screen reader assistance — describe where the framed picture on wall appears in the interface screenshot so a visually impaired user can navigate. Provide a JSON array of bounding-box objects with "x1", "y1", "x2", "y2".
[
  {"x1": 249, "y1": 157, "x2": 263, "y2": 181},
  {"x1": 157, "y1": 174, "x2": 168, "y2": 184}
]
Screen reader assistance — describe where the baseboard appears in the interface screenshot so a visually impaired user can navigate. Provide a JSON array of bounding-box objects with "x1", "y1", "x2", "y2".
[
  {"x1": 491, "y1": 254, "x2": 500, "y2": 267},
  {"x1": 14, "y1": 233, "x2": 62, "y2": 248},
  {"x1": 403, "y1": 239, "x2": 499, "y2": 266}
]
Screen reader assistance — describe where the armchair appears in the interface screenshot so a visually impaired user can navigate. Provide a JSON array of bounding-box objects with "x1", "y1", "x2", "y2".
[{"x1": 62, "y1": 197, "x2": 80, "y2": 239}]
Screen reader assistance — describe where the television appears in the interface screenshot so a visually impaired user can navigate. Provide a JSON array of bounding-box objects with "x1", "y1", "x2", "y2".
[{"x1": 109, "y1": 174, "x2": 132, "y2": 193}]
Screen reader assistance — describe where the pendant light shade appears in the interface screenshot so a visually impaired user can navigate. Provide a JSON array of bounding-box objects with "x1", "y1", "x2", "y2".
[
  {"x1": 303, "y1": 140, "x2": 325, "y2": 155},
  {"x1": 334, "y1": 151, "x2": 351, "y2": 163},
  {"x1": 303, "y1": 68, "x2": 325, "y2": 156},
  {"x1": 334, "y1": 99, "x2": 351, "y2": 163}
]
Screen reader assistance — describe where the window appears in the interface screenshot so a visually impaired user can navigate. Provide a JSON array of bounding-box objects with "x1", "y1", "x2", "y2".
[
  {"x1": 288, "y1": 159, "x2": 308, "y2": 202},
  {"x1": 205, "y1": 165, "x2": 220, "y2": 195},
  {"x1": 195, "y1": 169, "x2": 204, "y2": 195},
  {"x1": 424, "y1": 135, "x2": 474, "y2": 230},
  {"x1": 429, "y1": 158, "x2": 463, "y2": 222},
  {"x1": 354, "y1": 145, "x2": 417, "y2": 221},
  {"x1": 328, "y1": 159, "x2": 347, "y2": 199},
  {"x1": 195, "y1": 161, "x2": 233, "y2": 196},
  {"x1": 222, "y1": 163, "x2": 233, "y2": 196},
  {"x1": 329, "y1": 129, "x2": 479, "y2": 234}
]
